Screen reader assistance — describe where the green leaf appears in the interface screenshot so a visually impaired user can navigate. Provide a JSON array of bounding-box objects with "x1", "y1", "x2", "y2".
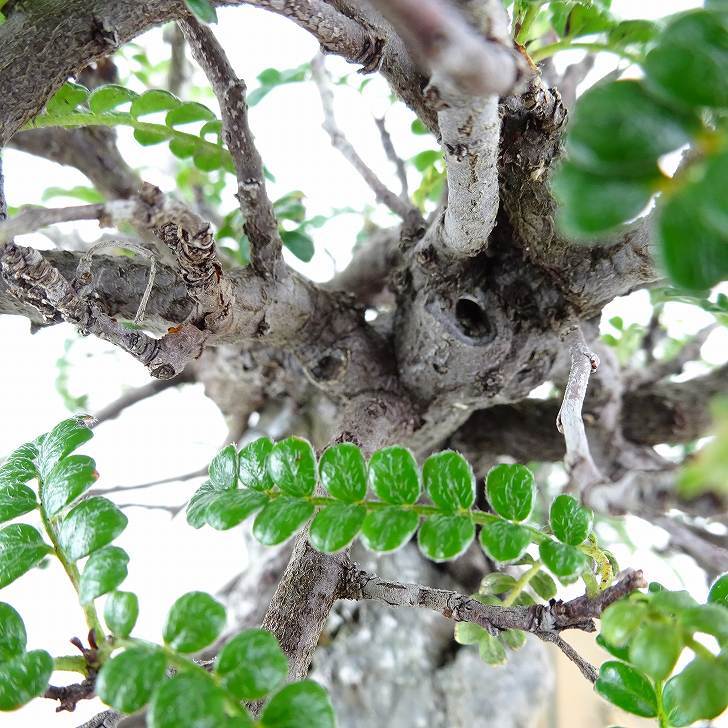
[
  {"x1": 499, "y1": 628, "x2": 526, "y2": 650},
  {"x1": 37, "y1": 418, "x2": 92, "y2": 480},
  {"x1": 0, "y1": 650, "x2": 53, "y2": 711},
  {"x1": 267, "y1": 437, "x2": 316, "y2": 497},
  {"x1": 0, "y1": 483, "x2": 37, "y2": 524},
  {"x1": 169, "y1": 137, "x2": 197, "y2": 159},
  {"x1": 549, "y1": 494, "x2": 593, "y2": 545},
  {"x1": 0, "y1": 524, "x2": 52, "y2": 588},
  {"x1": 368, "y1": 446, "x2": 420, "y2": 505},
  {"x1": 252, "y1": 497, "x2": 314, "y2": 545},
  {"x1": 0, "y1": 603, "x2": 26, "y2": 661},
  {"x1": 309, "y1": 503, "x2": 366, "y2": 553},
  {"x1": 96, "y1": 646, "x2": 167, "y2": 713},
  {"x1": 42, "y1": 454, "x2": 98, "y2": 517},
  {"x1": 42, "y1": 185, "x2": 105, "y2": 204},
  {"x1": 359, "y1": 507, "x2": 418, "y2": 553},
  {"x1": 104, "y1": 591, "x2": 139, "y2": 638},
  {"x1": 479, "y1": 572, "x2": 517, "y2": 595},
  {"x1": 658, "y1": 152, "x2": 728, "y2": 290},
  {"x1": 485, "y1": 464, "x2": 535, "y2": 522},
  {"x1": 608, "y1": 19, "x2": 658, "y2": 48},
  {"x1": 239, "y1": 438, "x2": 274, "y2": 491},
  {"x1": 650, "y1": 589, "x2": 699, "y2": 615},
  {"x1": 46, "y1": 82, "x2": 89, "y2": 115},
  {"x1": 479, "y1": 520, "x2": 531, "y2": 564},
  {"x1": 186, "y1": 481, "x2": 219, "y2": 529},
  {"x1": 596, "y1": 633, "x2": 630, "y2": 662},
  {"x1": 319, "y1": 443, "x2": 366, "y2": 502},
  {"x1": 166, "y1": 102, "x2": 216, "y2": 126},
  {"x1": 680, "y1": 604, "x2": 728, "y2": 644},
  {"x1": 0, "y1": 442, "x2": 37, "y2": 487},
  {"x1": 205, "y1": 490, "x2": 268, "y2": 530},
  {"x1": 454, "y1": 621, "x2": 487, "y2": 645},
  {"x1": 538, "y1": 540, "x2": 587, "y2": 579},
  {"x1": 260, "y1": 680, "x2": 335, "y2": 728},
  {"x1": 133, "y1": 128, "x2": 169, "y2": 146},
  {"x1": 193, "y1": 146, "x2": 224, "y2": 171},
  {"x1": 600, "y1": 601, "x2": 648, "y2": 647},
  {"x1": 566, "y1": 80, "x2": 694, "y2": 177},
  {"x1": 663, "y1": 656, "x2": 728, "y2": 726},
  {"x1": 411, "y1": 119, "x2": 429, "y2": 135},
  {"x1": 209, "y1": 444, "x2": 238, "y2": 490},
  {"x1": 58, "y1": 496, "x2": 127, "y2": 561},
  {"x1": 149, "y1": 671, "x2": 226, "y2": 728},
  {"x1": 131, "y1": 89, "x2": 181, "y2": 117},
  {"x1": 418, "y1": 515, "x2": 475, "y2": 562},
  {"x1": 411, "y1": 150, "x2": 441, "y2": 172},
  {"x1": 530, "y1": 570, "x2": 557, "y2": 600},
  {"x1": 281, "y1": 229, "x2": 315, "y2": 262},
  {"x1": 553, "y1": 161, "x2": 656, "y2": 237},
  {"x1": 423, "y1": 450, "x2": 475, "y2": 512},
  {"x1": 184, "y1": 0, "x2": 218, "y2": 23},
  {"x1": 629, "y1": 621, "x2": 682, "y2": 680},
  {"x1": 478, "y1": 633, "x2": 507, "y2": 665},
  {"x1": 79, "y1": 546, "x2": 129, "y2": 604},
  {"x1": 645, "y1": 10, "x2": 728, "y2": 109},
  {"x1": 163, "y1": 591, "x2": 226, "y2": 653},
  {"x1": 88, "y1": 85, "x2": 138, "y2": 114},
  {"x1": 709, "y1": 573, "x2": 728, "y2": 607},
  {"x1": 216, "y1": 629, "x2": 288, "y2": 700},
  {"x1": 595, "y1": 661, "x2": 658, "y2": 717}
]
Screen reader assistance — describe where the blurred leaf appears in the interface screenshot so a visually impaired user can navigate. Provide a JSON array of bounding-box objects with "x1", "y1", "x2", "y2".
[
  {"x1": 149, "y1": 671, "x2": 227, "y2": 728},
  {"x1": 184, "y1": 0, "x2": 218, "y2": 23},
  {"x1": 0, "y1": 603, "x2": 26, "y2": 661},
  {"x1": 96, "y1": 647, "x2": 166, "y2": 713},
  {"x1": 104, "y1": 590, "x2": 139, "y2": 638},
  {"x1": 88, "y1": 85, "x2": 138, "y2": 114},
  {"x1": 0, "y1": 650, "x2": 53, "y2": 711},
  {"x1": 629, "y1": 621, "x2": 682, "y2": 680},
  {"x1": 260, "y1": 680, "x2": 335, "y2": 728},
  {"x1": 46, "y1": 82, "x2": 89, "y2": 114},
  {"x1": 281, "y1": 229, "x2": 314, "y2": 262},
  {"x1": 0, "y1": 524, "x2": 52, "y2": 588},
  {"x1": 663, "y1": 656, "x2": 728, "y2": 726}
]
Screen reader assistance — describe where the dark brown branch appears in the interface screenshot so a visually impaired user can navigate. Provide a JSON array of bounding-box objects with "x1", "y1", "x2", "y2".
[{"x1": 44, "y1": 677, "x2": 96, "y2": 713}]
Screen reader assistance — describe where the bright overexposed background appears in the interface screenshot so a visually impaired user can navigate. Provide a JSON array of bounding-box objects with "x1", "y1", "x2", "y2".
[{"x1": 1, "y1": 1, "x2": 725, "y2": 725}]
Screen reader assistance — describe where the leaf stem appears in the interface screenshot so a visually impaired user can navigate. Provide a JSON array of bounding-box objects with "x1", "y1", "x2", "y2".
[
  {"x1": 655, "y1": 680, "x2": 670, "y2": 728},
  {"x1": 529, "y1": 40, "x2": 642, "y2": 65},
  {"x1": 502, "y1": 561, "x2": 542, "y2": 607},
  {"x1": 53, "y1": 655, "x2": 89, "y2": 675},
  {"x1": 516, "y1": 3, "x2": 541, "y2": 44},
  {"x1": 685, "y1": 635, "x2": 716, "y2": 662}
]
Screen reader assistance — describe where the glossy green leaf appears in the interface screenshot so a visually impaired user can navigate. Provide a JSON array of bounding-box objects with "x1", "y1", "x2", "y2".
[
  {"x1": 538, "y1": 540, "x2": 587, "y2": 579},
  {"x1": 595, "y1": 661, "x2": 657, "y2": 717},
  {"x1": 423, "y1": 450, "x2": 475, "y2": 512},
  {"x1": 79, "y1": 546, "x2": 129, "y2": 604},
  {"x1": 359, "y1": 507, "x2": 418, "y2": 553},
  {"x1": 166, "y1": 102, "x2": 216, "y2": 126},
  {"x1": 186, "y1": 481, "x2": 224, "y2": 529},
  {"x1": 553, "y1": 161, "x2": 655, "y2": 237},
  {"x1": 58, "y1": 496, "x2": 127, "y2": 561},
  {"x1": 368, "y1": 446, "x2": 420, "y2": 505},
  {"x1": 0, "y1": 442, "x2": 37, "y2": 487},
  {"x1": 319, "y1": 443, "x2": 366, "y2": 502},
  {"x1": 205, "y1": 490, "x2": 268, "y2": 530},
  {"x1": 0, "y1": 483, "x2": 36, "y2": 524},
  {"x1": 36, "y1": 418, "x2": 92, "y2": 480},
  {"x1": 645, "y1": 10, "x2": 728, "y2": 109},
  {"x1": 96, "y1": 646, "x2": 166, "y2": 713},
  {"x1": 184, "y1": 0, "x2": 218, "y2": 23},
  {"x1": 104, "y1": 591, "x2": 139, "y2": 638},
  {"x1": 163, "y1": 591, "x2": 226, "y2": 653},
  {"x1": 260, "y1": 680, "x2": 335, "y2": 728},
  {"x1": 42, "y1": 454, "x2": 98, "y2": 517},
  {"x1": 216, "y1": 628, "x2": 287, "y2": 700},
  {"x1": 133, "y1": 128, "x2": 169, "y2": 146},
  {"x1": 0, "y1": 603, "x2": 26, "y2": 661},
  {"x1": 478, "y1": 633, "x2": 507, "y2": 665},
  {"x1": 680, "y1": 603, "x2": 728, "y2": 644},
  {"x1": 418, "y1": 514, "x2": 474, "y2": 562},
  {"x1": 131, "y1": 89, "x2": 181, "y2": 117},
  {"x1": 600, "y1": 601, "x2": 648, "y2": 647},
  {"x1": 209, "y1": 444, "x2": 238, "y2": 490},
  {"x1": 709, "y1": 573, "x2": 728, "y2": 607},
  {"x1": 479, "y1": 572, "x2": 517, "y2": 595},
  {"x1": 658, "y1": 152, "x2": 728, "y2": 290},
  {"x1": 479, "y1": 520, "x2": 531, "y2": 564},
  {"x1": 88, "y1": 85, "x2": 138, "y2": 113},
  {"x1": 530, "y1": 570, "x2": 557, "y2": 600},
  {"x1": 267, "y1": 437, "x2": 316, "y2": 497},
  {"x1": 454, "y1": 621, "x2": 487, "y2": 645},
  {"x1": 239, "y1": 438, "x2": 274, "y2": 491},
  {"x1": 149, "y1": 671, "x2": 226, "y2": 728},
  {"x1": 309, "y1": 503, "x2": 366, "y2": 553},
  {"x1": 46, "y1": 82, "x2": 88, "y2": 115},
  {"x1": 629, "y1": 622, "x2": 682, "y2": 680},
  {"x1": 0, "y1": 524, "x2": 52, "y2": 588},
  {"x1": 252, "y1": 498, "x2": 314, "y2": 546},
  {"x1": 0, "y1": 650, "x2": 53, "y2": 711},
  {"x1": 549, "y1": 494, "x2": 593, "y2": 545},
  {"x1": 663, "y1": 656, "x2": 728, "y2": 726},
  {"x1": 485, "y1": 464, "x2": 535, "y2": 522},
  {"x1": 281, "y1": 229, "x2": 314, "y2": 262},
  {"x1": 596, "y1": 633, "x2": 630, "y2": 662},
  {"x1": 566, "y1": 80, "x2": 694, "y2": 177}
]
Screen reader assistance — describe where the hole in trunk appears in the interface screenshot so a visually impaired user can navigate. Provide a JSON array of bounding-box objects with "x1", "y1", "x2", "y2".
[{"x1": 455, "y1": 298, "x2": 491, "y2": 339}]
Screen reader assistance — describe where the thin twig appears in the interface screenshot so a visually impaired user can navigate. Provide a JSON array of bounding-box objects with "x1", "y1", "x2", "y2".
[
  {"x1": 311, "y1": 54, "x2": 424, "y2": 231},
  {"x1": 374, "y1": 116, "x2": 409, "y2": 198},
  {"x1": 0, "y1": 203, "x2": 107, "y2": 244},
  {"x1": 91, "y1": 466, "x2": 206, "y2": 497},
  {"x1": 179, "y1": 16, "x2": 282, "y2": 274},
  {"x1": 538, "y1": 632, "x2": 598, "y2": 683}
]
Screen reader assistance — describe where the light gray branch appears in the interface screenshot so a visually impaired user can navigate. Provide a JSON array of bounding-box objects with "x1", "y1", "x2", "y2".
[
  {"x1": 0, "y1": 203, "x2": 107, "y2": 244},
  {"x1": 374, "y1": 116, "x2": 409, "y2": 199}
]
